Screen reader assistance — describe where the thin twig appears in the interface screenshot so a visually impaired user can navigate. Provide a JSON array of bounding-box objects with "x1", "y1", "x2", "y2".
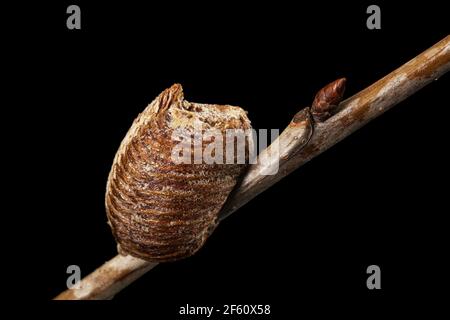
[
  {"x1": 221, "y1": 36, "x2": 450, "y2": 218},
  {"x1": 54, "y1": 255, "x2": 157, "y2": 300},
  {"x1": 54, "y1": 35, "x2": 450, "y2": 300}
]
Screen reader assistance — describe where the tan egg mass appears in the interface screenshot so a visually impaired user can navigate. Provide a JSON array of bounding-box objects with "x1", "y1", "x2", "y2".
[{"x1": 105, "y1": 84, "x2": 252, "y2": 262}]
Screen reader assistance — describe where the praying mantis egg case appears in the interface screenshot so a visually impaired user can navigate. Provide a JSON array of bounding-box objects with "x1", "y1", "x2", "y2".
[{"x1": 105, "y1": 84, "x2": 252, "y2": 262}]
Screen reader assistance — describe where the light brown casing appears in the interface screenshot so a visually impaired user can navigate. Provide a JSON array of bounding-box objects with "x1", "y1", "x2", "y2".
[{"x1": 105, "y1": 84, "x2": 252, "y2": 262}]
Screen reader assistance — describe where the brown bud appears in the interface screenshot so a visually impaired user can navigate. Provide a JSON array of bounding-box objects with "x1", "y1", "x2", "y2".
[{"x1": 311, "y1": 78, "x2": 346, "y2": 122}]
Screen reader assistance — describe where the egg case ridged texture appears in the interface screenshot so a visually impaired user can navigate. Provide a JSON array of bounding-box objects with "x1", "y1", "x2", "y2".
[{"x1": 105, "y1": 84, "x2": 252, "y2": 262}]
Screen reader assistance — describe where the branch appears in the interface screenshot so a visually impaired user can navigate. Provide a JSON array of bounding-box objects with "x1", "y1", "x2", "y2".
[
  {"x1": 54, "y1": 35, "x2": 450, "y2": 300},
  {"x1": 54, "y1": 255, "x2": 157, "y2": 300},
  {"x1": 220, "y1": 36, "x2": 450, "y2": 218}
]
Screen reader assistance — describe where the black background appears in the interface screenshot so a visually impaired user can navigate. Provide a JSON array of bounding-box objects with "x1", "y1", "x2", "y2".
[{"x1": 8, "y1": 0, "x2": 449, "y2": 315}]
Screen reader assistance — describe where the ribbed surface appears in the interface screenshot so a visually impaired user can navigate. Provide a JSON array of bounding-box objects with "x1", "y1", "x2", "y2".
[{"x1": 106, "y1": 84, "x2": 251, "y2": 262}]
